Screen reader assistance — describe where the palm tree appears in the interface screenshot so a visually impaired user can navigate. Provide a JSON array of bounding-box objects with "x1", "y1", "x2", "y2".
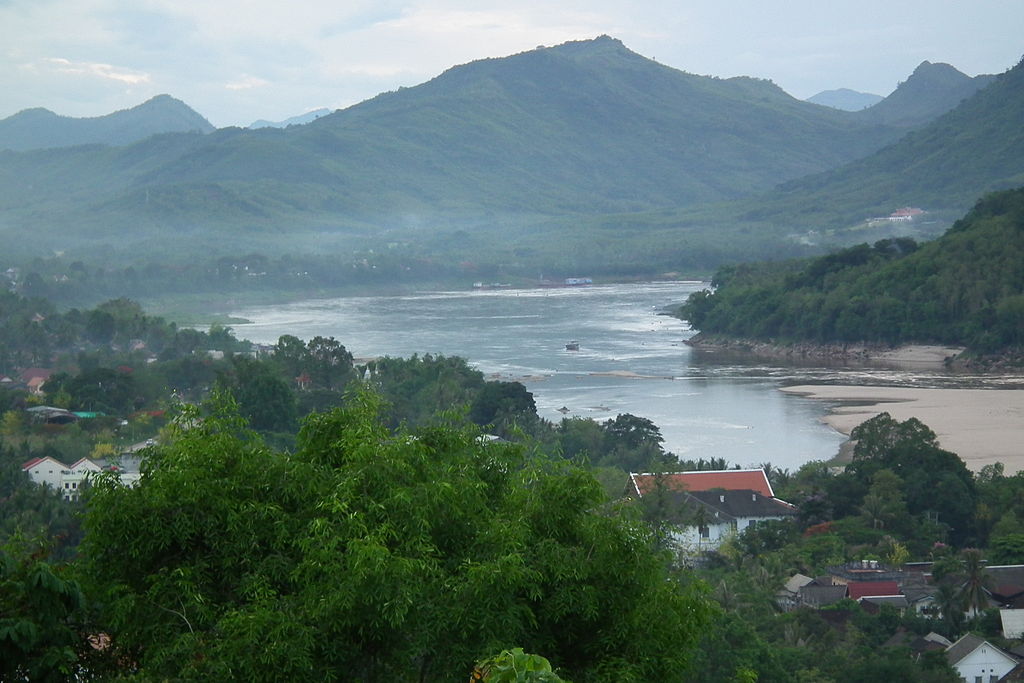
[
  {"x1": 935, "y1": 582, "x2": 966, "y2": 635},
  {"x1": 958, "y1": 548, "x2": 993, "y2": 617}
]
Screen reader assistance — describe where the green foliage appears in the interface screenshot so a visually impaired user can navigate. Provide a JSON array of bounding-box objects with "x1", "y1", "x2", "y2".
[
  {"x1": 473, "y1": 648, "x2": 569, "y2": 682},
  {"x1": 681, "y1": 187, "x2": 1024, "y2": 352},
  {"x1": 218, "y1": 355, "x2": 297, "y2": 433},
  {"x1": 0, "y1": 537, "x2": 88, "y2": 682},
  {"x1": 990, "y1": 533, "x2": 1024, "y2": 564},
  {"x1": 849, "y1": 413, "x2": 976, "y2": 543},
  {"x1": 80, "y1": 387, "x2": 711, "y2": 680}
]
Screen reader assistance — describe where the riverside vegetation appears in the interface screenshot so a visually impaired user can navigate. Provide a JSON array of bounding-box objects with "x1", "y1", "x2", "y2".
[
  {"x1": 3, "y1": 293, "x2": 1024, "y2": 680},
  {"x1": 680, "y1": 187, "x2": 1024, "y2": 358}
]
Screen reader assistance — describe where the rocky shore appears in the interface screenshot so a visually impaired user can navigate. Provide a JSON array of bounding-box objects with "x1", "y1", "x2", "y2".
[{"x1": 685, "y1": 333, "x2": 965, "y2": 365}]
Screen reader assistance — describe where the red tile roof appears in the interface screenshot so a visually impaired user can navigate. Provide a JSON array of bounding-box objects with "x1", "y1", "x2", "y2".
[
  {"x1": 848, "y1": 581, "x2": 900, "y2": 600},
  {"x1": 21, "y1": 457, "x2": 43, "y2": 470},
  {"x1": 630, "y1": 469, "x2": 774, "y2": 498}
]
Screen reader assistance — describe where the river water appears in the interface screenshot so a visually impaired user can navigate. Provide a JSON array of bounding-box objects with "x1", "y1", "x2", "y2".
[{"x1": 230, "y1": 281, "x2": 957, "y2": 472}]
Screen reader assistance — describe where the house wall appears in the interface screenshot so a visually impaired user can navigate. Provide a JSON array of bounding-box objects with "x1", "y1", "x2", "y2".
[
  {"x1": 672, "y1": 521, "x2": 733, "y2": 550},
  {"x1": 955, "y1": 645, "x2": 1016, "y2": 682},
  {"x1": 671, "y1": 514, "x2": 790, "y2": 551},
  {"x1": 26, "y1": 459, "x2": 63, "y2": 490},
  {"x1": 59, "y1": 462, "x2": 101, "y2": 501}
]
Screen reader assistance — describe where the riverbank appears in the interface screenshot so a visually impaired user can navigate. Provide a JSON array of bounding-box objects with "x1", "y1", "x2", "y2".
[
  {"x1": 780, "y1": 385, "x2": 1024, "y2": 474},
  {"x1": 686, "y1": 333, "x2": 965, "y2": 366}
]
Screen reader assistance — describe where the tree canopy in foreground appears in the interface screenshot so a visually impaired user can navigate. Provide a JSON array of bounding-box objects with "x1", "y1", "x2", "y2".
[{"x1": 80, "y1": 389, "x2": 709, "y2": 681}]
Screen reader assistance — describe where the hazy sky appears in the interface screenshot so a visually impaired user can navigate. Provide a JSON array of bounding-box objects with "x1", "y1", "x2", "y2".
[{"x1": 2, "y1": 0, "x2": 1021, "y2": 128}]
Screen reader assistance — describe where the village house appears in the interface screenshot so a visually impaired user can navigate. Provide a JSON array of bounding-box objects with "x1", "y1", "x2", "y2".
[
  {"x1": 944, "y1": 634, "x2": 1017, "y2": 682},
  {"x1": 19, "y1": 367, "x2": 54, "y2": 396},
  {"x1": 627, "y1": 469, "x2": 796, "y2": 551},
  {"x1": 22, "y1": 453, "x2": 142, "y2": 500}
]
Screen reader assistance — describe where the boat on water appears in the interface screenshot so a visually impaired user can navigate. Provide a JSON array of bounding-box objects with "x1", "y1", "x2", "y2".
[{"x1": 565, "y1": 341, "x2": 580, "y2": 351}]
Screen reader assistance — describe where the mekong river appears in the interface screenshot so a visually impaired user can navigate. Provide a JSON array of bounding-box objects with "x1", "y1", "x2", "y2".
[{"x1": 232, "y1": 281, "x2": 874, "y2": 471}]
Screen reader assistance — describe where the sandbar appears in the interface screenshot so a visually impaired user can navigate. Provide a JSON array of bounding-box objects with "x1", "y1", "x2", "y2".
[{"x1": 781, "y1": 385, "x2": 1024, "y2": 473}]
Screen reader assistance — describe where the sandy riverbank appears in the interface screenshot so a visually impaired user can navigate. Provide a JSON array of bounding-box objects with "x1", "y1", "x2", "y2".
[{"x1": 780, "y1": 385, "x2": 1024, "y2": 473}]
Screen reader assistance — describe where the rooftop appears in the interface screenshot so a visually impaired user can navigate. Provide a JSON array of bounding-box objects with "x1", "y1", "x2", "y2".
[{"x1": 629, "y1": 468, "x2": 775, "y2": 498}]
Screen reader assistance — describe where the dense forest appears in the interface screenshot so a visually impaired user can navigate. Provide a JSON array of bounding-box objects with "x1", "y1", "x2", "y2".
[{"x1": 680, "y1": 187, "x2": 1024, "y2": 354}]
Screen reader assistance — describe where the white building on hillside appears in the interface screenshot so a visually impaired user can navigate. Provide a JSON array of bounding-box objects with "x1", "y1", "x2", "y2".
[
  {"x1": 627, "y1": 469, "x2": 796, "y2": 551},
  {"x1": 23, "y1": 455, "x2": 140, "y2": 500}
]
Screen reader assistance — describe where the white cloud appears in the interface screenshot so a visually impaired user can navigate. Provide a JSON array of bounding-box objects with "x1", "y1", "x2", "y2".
[{"x1": 40, "y1": 57, "x2": 151, "y2": 85}]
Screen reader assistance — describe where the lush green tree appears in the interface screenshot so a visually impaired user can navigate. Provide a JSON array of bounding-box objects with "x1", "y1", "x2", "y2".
[
  {"x1": 0, "y1": 537, "x2": 88, "y2": 682},
  {"x1": 599, "y1": 413, "x2": 673, "y2": 472},
  {"x1": 848, "y1": 413, "x2": 975, "y2": 543},
  {"x1": 219, "y1": 356, "x2": 297, "y2": 433},
  {"x1": 80, "y1": 389, "x2": 711, "y2": 681},
  {"x1": 305, "y1": 335, "x2": 355, "y2": 390},
  {"x1": 46, "y1": 367, "x2": 139, "y2": 415},
  {"x1": 859, "y1": 469, "x2": 908, "y2": 531},
  {"x1": 990, "y1": 533, "x2": 1024, "y2": 564},
  {"x1": 470, "y1": 380, "x2": 536, "y2": 431}
]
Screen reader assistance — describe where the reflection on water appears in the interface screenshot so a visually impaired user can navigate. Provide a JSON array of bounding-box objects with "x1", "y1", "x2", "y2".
[{"x1": 232, "y1": 282, "x2": 1016, "y2": 472}]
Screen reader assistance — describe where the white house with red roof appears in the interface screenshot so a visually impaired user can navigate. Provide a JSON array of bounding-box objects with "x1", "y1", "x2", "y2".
[
  {"x1": 23, "y1": 455, "x2": 135, "y2": 501},
  {"x1": 627, "y1": 469, "x2": 796, "y2": 551},
  {"x1": 21, "y1": 456, "x2": 66, "y2": 490}
]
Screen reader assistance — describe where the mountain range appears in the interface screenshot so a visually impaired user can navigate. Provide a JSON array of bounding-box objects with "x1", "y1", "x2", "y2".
[
  {"x1": 0, "y1": 95, "x2": 214, "y2": 152},
  {"x1": 0, "y1": 36, "x2": 1019, "y2": 278},
  {"x1": 743, "y1": 56, "x2": 1024, "y2": 231},
  {"x1": 249, "y1": 108, "x2": 332, "y2": 129}
]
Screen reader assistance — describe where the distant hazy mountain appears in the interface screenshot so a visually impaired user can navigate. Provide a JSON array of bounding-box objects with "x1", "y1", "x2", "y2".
[
  {"x1": 5, "y1": 36, "x2": 1011, "y2": 276},
  {"x1": 0, "y1": 95, "x2": 215, "y2": 151},
  {"x1": 744, "y1": 57, "x2": 1023, "y2": 229},
  {"x1": 0, "y1": 36, "x2": 903, "y2": 236},
  {"x1": 807, "y1": 88, "x2": 883, "y2": 111},
  {"x1": 249, "y1": 108, "x2": 332, "y2": 129},
  {"x1": 853, "y1": 61, "x2": 996, "y2": 128}
]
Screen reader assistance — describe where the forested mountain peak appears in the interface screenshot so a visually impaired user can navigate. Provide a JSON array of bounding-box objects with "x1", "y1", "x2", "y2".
[
  {"x1": 854, "y1": 59, "x2": 996, "y2": 127},
  {"x1": 0, "y1": 94, "x2": 214, "y2": 152}
]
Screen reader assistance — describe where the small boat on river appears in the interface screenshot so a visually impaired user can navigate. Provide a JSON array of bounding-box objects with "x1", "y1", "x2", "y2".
[{"x1": 565, "y1": 341, "x2": 580, "y2": 351}]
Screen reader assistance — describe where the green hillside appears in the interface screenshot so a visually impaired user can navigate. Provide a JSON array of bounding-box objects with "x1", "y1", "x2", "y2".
[
  {"x1": 680, "y1": 187, "x2": 1024, "y2": 352},
  {"x1": 741, "y1": 57, "x2": 1024, "y2": 231},
  {"x1": 854, "y1": 61, "x2": 995, "y2": 128},
  {"x1": 0, "y1": 36, "x2": 901, "y2": 262},
  {"x1": 0, "y1": 95, "x2": 214, "y2": 151}
]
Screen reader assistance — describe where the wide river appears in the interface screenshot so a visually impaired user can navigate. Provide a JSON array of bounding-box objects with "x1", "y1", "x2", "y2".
[{"x1": 229, "y1": 281, "x2": 964, "y2": 472}]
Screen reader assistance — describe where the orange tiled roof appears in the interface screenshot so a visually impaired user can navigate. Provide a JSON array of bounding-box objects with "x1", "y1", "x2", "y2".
[{"x1": 629, "y1": 469, "x2": 774, "y2": 498}]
